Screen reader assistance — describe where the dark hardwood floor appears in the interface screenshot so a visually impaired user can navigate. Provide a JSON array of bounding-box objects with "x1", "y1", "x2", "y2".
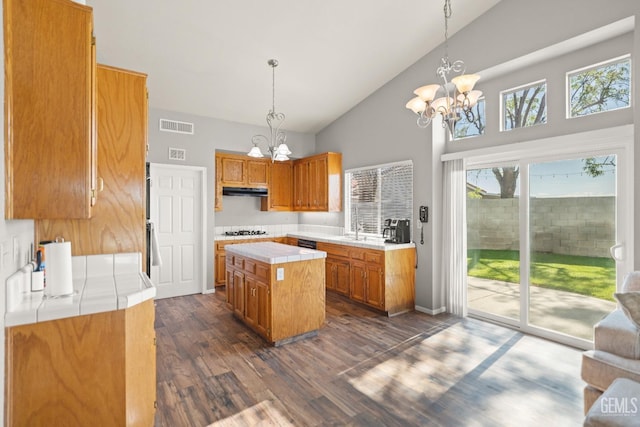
[{"x1": 154, "y1": 289, "x2": 584, "y2": 426}]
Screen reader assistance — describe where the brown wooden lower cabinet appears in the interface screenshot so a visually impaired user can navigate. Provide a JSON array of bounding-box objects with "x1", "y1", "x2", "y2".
[
  {"x1": 285, "y1": 237, "x2": 298, "y2": 246},
  {"x1": 225, "y1": 252, "x2": 325, "y2": 345},
  {"x1": 325, "y1": 256, "x2": 350, "y2": 296},
  {"x1": 350, "y1": 261, "x2": 367, "y2": 303},
  {"x1": 225, "y1": 268, "x2": 235, "y2": 310},
  {"x1": 5, "y1": 300, "x2": 156, "y2": 426},
  {"x1": 233, "y1": 269, "x2": 245, "y2": 317},
  {"x1": 317, "y1": 242, "x2": 415, "y2": 316}
]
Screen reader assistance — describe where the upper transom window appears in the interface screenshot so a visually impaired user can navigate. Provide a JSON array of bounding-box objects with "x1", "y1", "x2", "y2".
[
  {"x1": 567, "y1": 55, "x2": 631, "y2": 119},
  {"x1": 501, "y1": 80, "x2": 547, "y2": 132}
]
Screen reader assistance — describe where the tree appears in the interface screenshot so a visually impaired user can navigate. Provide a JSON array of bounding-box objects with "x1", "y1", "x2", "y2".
[
  {"x1": 570, "y1": 60, "x2": 630, "y2": 117},
  {"x1": 503, "y1": 82, "x2": 547, "y2": 131},
  {"x1": 583, "y1": 156, "x2": 616, "y2": 177},
  {"x1": 492, "y1": 166, "x2": 519, "y2": 198},
  {"x1": 490, "y1": 64, "x2": 626, "y2": 197}
]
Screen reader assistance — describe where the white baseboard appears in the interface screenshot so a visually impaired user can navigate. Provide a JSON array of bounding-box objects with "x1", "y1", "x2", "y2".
[
  {"x1": 202, "y1": 288, "x2": 216, "y2": 295},
  {"x1": 415, "y1": 305, "x2": 447, "y2": 316}
]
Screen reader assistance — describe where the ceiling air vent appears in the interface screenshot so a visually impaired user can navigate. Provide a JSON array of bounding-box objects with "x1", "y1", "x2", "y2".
[
  {"x1": 168, "y1": 147, "x2": 186, "y2": 161},
  {"x1": 159, "y1": 118, "x2": 194, "y2": 135}
]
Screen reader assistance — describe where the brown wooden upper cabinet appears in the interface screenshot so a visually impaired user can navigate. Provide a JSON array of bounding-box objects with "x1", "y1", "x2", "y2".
[
  {"x1": 293, "y1": 152, "x2": 342, "y2": 212},
  {"x1": 36, "y1": 65, "x2": 148, "y2": 256},
  {"x1": 4, "y1": 0, "x2": 97, "y2": 219},
  {"x1": 215, "y1": 151, "x2": 341, "y2": 212},
  {"x1": 261, "y1": 160, "x2": 293, "y2": 211},
  {"x1": 218, "y1": 153, "x2": 269, "y2": 188}
]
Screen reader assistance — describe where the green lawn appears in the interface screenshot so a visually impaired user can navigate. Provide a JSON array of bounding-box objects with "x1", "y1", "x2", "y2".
[{"x1": 467, "y1": 249, "x2": 616, "y2": 301}]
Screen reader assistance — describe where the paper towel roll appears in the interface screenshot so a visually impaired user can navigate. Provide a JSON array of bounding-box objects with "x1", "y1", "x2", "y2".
[
  {"x1": 44, "y1": 241, "x2": 73, "y2": 297},
  {"x1": 31, "y1": 270, "x2": 44, "y2": 292}
]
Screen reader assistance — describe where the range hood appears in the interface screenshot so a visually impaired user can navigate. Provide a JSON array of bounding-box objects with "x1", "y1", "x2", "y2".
[{"x1": 222, "y1": 187, "x2": 268, "y2": 197}]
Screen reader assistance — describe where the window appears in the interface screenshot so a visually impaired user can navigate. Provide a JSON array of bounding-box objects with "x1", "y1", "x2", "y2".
[
  {"x1": 567, "y1": 55, "x2": 631, "y2": 118},
  {"x1": 501, "y1": 80, "x2": 547, "y2": 131},
  {"x1": 345, "y1": 160, "x2": 413, "y2": 237},
  {"x1": 454, "y1": 98, "x2": 486, "y2": 140}
]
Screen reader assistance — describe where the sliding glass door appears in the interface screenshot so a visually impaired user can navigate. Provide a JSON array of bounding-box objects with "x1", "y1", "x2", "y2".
[
  {"x1": 527, "y1": 156, "x2": 617, "y2": 341},
  {"x1": 465, "y1": 143, "x2": 631, "y2": 348},
  {"x1": 467, "y1": 163, "x2": 520, "y2": 325}
]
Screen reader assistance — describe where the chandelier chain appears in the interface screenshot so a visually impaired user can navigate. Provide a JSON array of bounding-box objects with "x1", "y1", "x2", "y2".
[
  {"x1": 443, "y1": 0, "x2": 452, "y2": 59},
  {"x1": 271, "y1": 61, "x2": 276, "y2": 113}
]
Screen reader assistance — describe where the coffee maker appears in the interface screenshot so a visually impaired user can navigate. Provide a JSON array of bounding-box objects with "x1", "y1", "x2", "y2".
[{"x1": 383, "y1": 219, "x2": 411, "y2": 244}]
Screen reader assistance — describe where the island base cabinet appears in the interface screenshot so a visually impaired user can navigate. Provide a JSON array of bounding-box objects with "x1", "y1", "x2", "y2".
[
  {"x1": 225, "y1": 268, "x2": 235, "y2": 309},
  {"x1": 5, "y1": 300, "x2": 156, "y2": 426},
  {"x1": 269, "y1": 259, "x2": 326, "y2": 344},
  {"x1": 226, "y1": 253, "x2": 325, "y2": 345}
]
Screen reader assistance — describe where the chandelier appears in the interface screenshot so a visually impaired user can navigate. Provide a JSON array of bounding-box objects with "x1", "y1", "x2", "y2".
[
  {"x1": 248, "y1": 59, "x2": 292, "y2": 162},
  {"x1": 405, "y1": 0, "x2": 482, "y2": 138}
]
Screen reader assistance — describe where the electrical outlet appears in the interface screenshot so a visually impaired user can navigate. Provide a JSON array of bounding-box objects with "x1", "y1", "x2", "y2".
[{"x1": 276, "y1": 267, "x2": 284, "y2": 281}]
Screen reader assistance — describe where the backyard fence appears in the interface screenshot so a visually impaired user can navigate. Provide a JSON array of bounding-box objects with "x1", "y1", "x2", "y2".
[{"x1": 467, "y1": 196, "x2": 615, "y2": 258}]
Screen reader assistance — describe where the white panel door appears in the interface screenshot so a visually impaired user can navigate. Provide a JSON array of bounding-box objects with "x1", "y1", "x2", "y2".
[{"x1": 150, "y1": 163, "x2": 205, "y2": 299}]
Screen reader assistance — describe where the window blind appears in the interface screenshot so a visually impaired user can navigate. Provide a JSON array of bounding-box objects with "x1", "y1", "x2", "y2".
[{"x1": 345, "y1": 160, "x2": 413, "y2": 236}]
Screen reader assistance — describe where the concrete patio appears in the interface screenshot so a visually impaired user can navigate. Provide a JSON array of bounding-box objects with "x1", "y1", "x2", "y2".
[{"x1": 468, "y1": 277, "x2": 616, "y2": 341}]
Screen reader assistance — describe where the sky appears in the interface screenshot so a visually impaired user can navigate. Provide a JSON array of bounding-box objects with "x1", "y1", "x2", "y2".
[{"x1": 467, "y1": 155, "x2": 616, "y2": 198}]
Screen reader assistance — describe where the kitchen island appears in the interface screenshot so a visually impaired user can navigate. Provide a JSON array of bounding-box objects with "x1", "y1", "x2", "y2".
[
  {"x1": 225, "y1": 242, "x2": 326, "y2": 346},
  {"x1": 216, "y1": 229, "x2": 416, "y2": 316}
]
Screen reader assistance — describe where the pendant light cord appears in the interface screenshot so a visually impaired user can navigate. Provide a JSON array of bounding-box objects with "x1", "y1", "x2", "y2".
[
  {"x1": 443, "y1": 0, "x2": 452, "y2": 60},
  {"x1": 269, "y1": 59, "x2": 278, "y2": 114}
]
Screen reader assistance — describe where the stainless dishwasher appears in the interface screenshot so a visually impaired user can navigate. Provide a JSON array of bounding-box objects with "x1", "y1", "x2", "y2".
[{"x1": 297, "y1": 239, "x2": 317, "y2": 249}]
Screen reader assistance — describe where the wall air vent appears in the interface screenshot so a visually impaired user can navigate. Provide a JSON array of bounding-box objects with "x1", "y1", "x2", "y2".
[
  {"x1": 168, "y1": 147, "x2": 186, "y2": 161},
  {"x1": 159, "y1": 118, "x2": 194, "y2": 135}
]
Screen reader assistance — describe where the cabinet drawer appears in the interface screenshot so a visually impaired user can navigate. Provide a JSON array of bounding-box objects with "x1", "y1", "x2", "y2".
[
  {"x1": 349, "y1": 248, "x2": 365, "y2": 261},
  {"x1": 364, "y1": 250, "x2": 383, "y2": 265},
  {"x1": 233, "y1": 256, "x2": 245, "y2": 268},
  {"x1": 245, "y1": 260, "x2": 256, "y2": 275},
  {"x1": 317, "y1": 242, "x2": 350, "y2": 258},
  {"x1": 256, "y1": 263, "x2": 270, "y2": 281}
]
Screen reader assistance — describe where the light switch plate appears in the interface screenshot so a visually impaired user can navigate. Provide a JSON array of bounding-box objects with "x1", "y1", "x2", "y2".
[{"x1": 276, "y1": 267, "x2": 284, "y2": 281}]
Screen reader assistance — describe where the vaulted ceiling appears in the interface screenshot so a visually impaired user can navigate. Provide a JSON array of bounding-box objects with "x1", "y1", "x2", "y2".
[{"x1": 87, "y1": 0, "x2": 501, "y2": 133}]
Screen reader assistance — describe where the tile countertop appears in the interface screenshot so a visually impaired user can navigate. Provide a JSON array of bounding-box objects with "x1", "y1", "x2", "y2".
[
  {"x1": 5, "y1": 252, "x2": 156, "y2": 327},
  {"x1": 286, "y1": 232, "x2": 416, "y2": 251},
  {"x1": 215, "y1": 230, "x2": 416, "y2": 251},
  {"x1": 225, "y1": 242, "x2": 326, "y2": 265}
]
